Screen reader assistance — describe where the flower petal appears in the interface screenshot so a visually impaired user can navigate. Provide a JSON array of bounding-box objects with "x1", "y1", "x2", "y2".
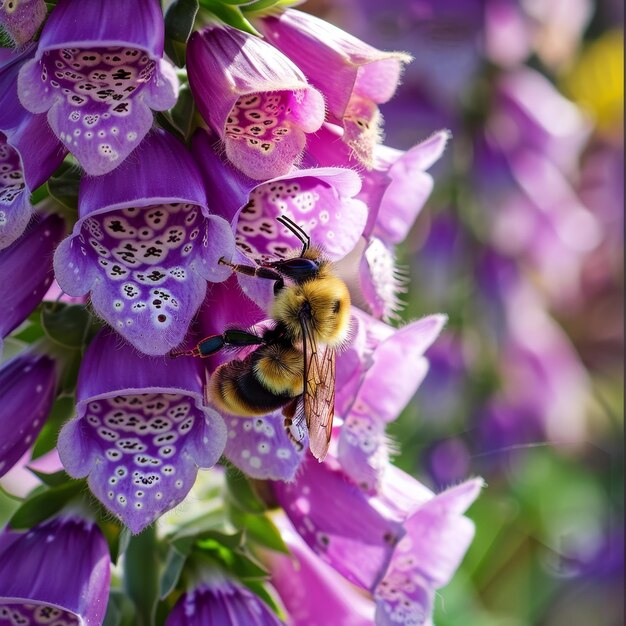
[
  {"x1": 17, "y1": 0, "x2": 178, "y2": 175},
  {"x1": 0, "y1": 348, "x2": 56, "y2": 477},
  {"x1": 54, "y1": 131, "x2": 234, "y2": 355},
  {"x1": 165, "y1": 578, "x2": 283, "y2": 626},
  {"x1": 0, "y1": 212, "x2": 66, "y2": 346},
  {"x1": 223, "y1": 411, "x2": 305, "y2": 481},
  {"x1": 58, "y1": 330, "x2": 227, "y2": 534},
  {"x1": 0, "y1": 0, "x2": 46, "y2": 46},
  {"x1": 0, "y1": 516, "x2": 110, "y2": 626},
  {"x1": 274, "y1": 456, "x2": 405, "y2": 590},
  {"x1": 187, "y1": 24, "x2": 324, "y2": 180}
]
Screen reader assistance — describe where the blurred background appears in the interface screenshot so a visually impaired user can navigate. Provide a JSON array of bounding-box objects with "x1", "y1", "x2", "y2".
[{"x1": 312, "y1": 1, "x2": 623, "y2": 624}]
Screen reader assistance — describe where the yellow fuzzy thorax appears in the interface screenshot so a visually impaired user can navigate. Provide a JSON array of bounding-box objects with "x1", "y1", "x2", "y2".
[{"x1": 270, "y1": 261, "x2": 351, "y2": 347}]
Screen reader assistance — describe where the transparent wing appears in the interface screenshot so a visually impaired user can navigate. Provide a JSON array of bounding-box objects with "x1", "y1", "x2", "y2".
[{"x1": 300, "y1": 315, "x2": 336, "y2": 461}]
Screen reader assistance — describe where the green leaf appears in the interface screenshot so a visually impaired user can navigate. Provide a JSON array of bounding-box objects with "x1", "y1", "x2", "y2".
[
  {"x1": 102, "y1": 590, "x2": 137, "y2": 626},
  {"x1": 30, "y1": 182, "x2": 50, "y2": 205},
  {"x1": 242, "y1": 0, "x2": 301, "y2": 14},
  {"x1": 229, "y1": 506, "x2": 289, "y2": 553},
  {"x1": 242, "y1": 580, "x2": 286, "y2": 620},
  {"x1": 0, "y1": 486, "x2": 21, "y2": 529},
  {"x1": 26, "y1": 468, "x2": 71, "y2": 487},
  {"x1": 160, "y1": 545, "x2": 189, "y2": 598},
  {"x1": 164, "y1": 0, "x2": 199, "y2": 67},
  {"x1": 41, "y1": 302, "x2": 92, "y2": 349},
  {"x1": 195, "y1": 534, "x2": 269, "y2": 580},
  {"x1": 225, "y1": 467, "x2": 267, "y2": 514},
  {"x1": 30, "y1": 395, "x2": 76, "y2": 460},
  {"x1": 124, "y1": 525, "x2": 160, "y2": 626},
  {"x1": 165, "y1": 0, "x2": 199, "y2": 41},
  {"x1": 8, "y1": 480, "x2": 83, "y2": 529},
  {"x1": 168, "y1": 85, "x2": 197, "y2": 141},
  {"x1": 47, "y1": 160, "x2": 81, "y2": 213},
  {"x1": 199, "y1": 0, "x2": 260, "y2": 35}
]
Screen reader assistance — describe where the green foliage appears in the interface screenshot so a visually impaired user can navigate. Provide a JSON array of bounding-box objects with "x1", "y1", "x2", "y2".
[{"x1": 8, "y1": 480, "x2": 83, "y2": 529}]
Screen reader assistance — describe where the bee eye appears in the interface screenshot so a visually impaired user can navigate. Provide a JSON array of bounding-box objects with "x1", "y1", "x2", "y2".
[{"x1": 332, "y1": 300, "x2": 341, "y2": 314}]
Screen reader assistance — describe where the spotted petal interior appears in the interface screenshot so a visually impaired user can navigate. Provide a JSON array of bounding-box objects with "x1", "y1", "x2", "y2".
[
  {"x1": 224, "y1": 91, "x2": 308, "y2": 180},
  {"x1": 0, "y1": 604, "x2": 80, "y2": 626},
  {"x1": 236, "y1": 177, "x2": 364, "y2": 262},
  {"x1": 19, "y1": 46, "x2": 173, "y2": 175},
  {"x1": 374, "y1": 538, "x2": 433, "y2": 626},
  {"x1": 0, "y1": 137, "x2": 30, "y2": 250},
  {"x1": 76, "y1": 393, "x2": 212, "y2": 533},
  {"x1": 337, "y1": 411, "x2": 388, "y2": 493},
  {"x1": 274, "y1": 458, "x2": 404, "y2": 590},
  {"x1": 224, "y1": 412, "x2": 305, "y2": 481},
  {"x1": 61, "y1": 202, "x2": 210, "y2": 355}
]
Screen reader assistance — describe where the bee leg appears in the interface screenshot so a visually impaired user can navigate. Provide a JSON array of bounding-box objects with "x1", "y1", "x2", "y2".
[
  {"x1": 283, "y1": 400, "x2": 305, "y2": 451},
  {"x1": 284, "y1": 417, "x2": 305, "y2": 452},
  {"x1": 170, "y1": 329, "x2": 265, "y2": 358},
  {"x1": 218, "y1": 258, "x2": 284, "y2": 292}
]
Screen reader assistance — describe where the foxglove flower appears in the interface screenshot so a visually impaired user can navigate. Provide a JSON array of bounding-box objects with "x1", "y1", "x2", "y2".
[
  {"x1": 309, "y1": 124, "x2": 448, "y2": 319},
  {"x1": 58, "y1": 329, "x2": 227, "y2": 534},
  {"x1": 0, "y1": 514, "x2": 110, "y2": 626},
  {"x1": 0, "y1": 212, "x2": 65, "y2": 356},
  {"x1": 165, "y1": 571, "x2": 282, "y2": 626},
  {"x1": 17, "y1": 0, "x2": 178, "y2": 175},
  {"x1": 274, "y1": 456, "x2": 406, "y2": 590},
  {"x1": 267, "y1": 514, "x2": 376, "y2": 626},
  {"x1": 0, "y1": 345, "x2": 56, "y2": 477},
  {"x1": 1, "y1": 47, "x2": 66, "y2": 250},
  {"x1": 187, "y1": 25, "x2": 324, "y2": 180},
  {"x1": 54, "y1": 130, "x2": 234, "y2": 356},
  {"x1": 192, "y1": 129, "x2": 367, "y2": 309},
  {"x1": 193, "y1": 280, "x2": 306, "y2": 481},
  {"x1": 373, "y1": 471, "x2": 482, "y2": 626},
  {"x1": 275, "y1": 458, "x2": 482, "y2": 625},
  {"x1": 337, "y1": 310, "x2": 446, "y2": 491},
  {"x1": 275, "y1": 457, "x2": 481, "y2": 623},
  {"x1": 0, "y1": 0, "x2": 46, "y2": 46},
  {"x1": 259, "y1": 10, "x2": 411, "y2": 166}
]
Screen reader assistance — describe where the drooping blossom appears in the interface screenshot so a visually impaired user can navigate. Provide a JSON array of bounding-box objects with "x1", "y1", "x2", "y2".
[
  {"x1": 54, "y1": 129, "x2": 234, "y2": 356},
  {"x1": 192, "y1": 128, "x2": 367, "y2": 309},
  {"x1": 274, "y1": 457, "x2": 482, "y2": 625},
  {"x1": 0, "y1": 344, "x2": 56, "y2": 477},
  {"x1": 0, "y1": 47, "x2": 66, "y2": 250},
  {"x1": 273, "y1": 456, "x2": 406, "y2": 591},
  {"x1": 187, "y1": 25, "x2": 324, "y2": 180},
  {"x1": 308, "y1": 124, "x2": 449, "y2": 319},
  {"x1": 58, "y1": 329, "x2": 227, "y2": 534},
  {"x1": 0, "y1": 514, "x2": 111, "y2": 626},
  {"x1": 17, "y1": 0, "x2": 178, "y2": 175},
  {"x1": 0, "y1": 0, "x2": 46, "y2": 46},
  {"x1": 373, "y1": 471, "x2": 482, "y2": 626},
  {"x1": 164, "y1": 570, "x2": 282, "y2": 626},
  {"x1": 259, "y1": 9, "x2": 411, "y2": 166},
  {"x1": 265, "y1": 514, "x2": 377, "y2": 626},
  {"x1": 0, "y1": 211, "x2": 66, "y2": 356},
  {"x1": 336, "y1": 309, "x2": 446, "y2": 491}
]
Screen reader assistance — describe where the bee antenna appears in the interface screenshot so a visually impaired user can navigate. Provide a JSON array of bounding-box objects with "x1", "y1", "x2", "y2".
[{"x1": 277, "y1": 215, "x2": 310, "y2": 256}]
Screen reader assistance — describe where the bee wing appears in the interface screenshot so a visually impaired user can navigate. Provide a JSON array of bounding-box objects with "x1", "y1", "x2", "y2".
[{"x1": 300, "y1": 316, "x2": 336, "y2": 461}]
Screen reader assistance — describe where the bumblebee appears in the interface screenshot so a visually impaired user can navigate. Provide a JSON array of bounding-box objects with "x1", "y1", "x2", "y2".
[{"x1": 174, "y1": 216, "x2": 351, "y2": 461}]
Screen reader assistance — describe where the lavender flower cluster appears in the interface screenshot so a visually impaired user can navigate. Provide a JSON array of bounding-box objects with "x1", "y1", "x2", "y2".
[{"x1": 0, "y1": 1, "x2": 482, "y2": 625}]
